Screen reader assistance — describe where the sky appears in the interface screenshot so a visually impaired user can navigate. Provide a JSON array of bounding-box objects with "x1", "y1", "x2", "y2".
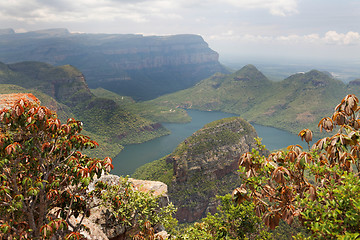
[{"x1": 0, "y1": 0, "x2": 359, "y2": 71}]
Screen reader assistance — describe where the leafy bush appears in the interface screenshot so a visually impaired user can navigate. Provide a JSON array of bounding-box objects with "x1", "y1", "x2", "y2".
[
  {"x1": 0, "y1": 99, "x2": 112, "y2": 239},
  {"x1": 93, "y1": 176, "x2": 177, "y2": 239},
  {"x1": 234, "y1": 95, "x2": 360, "y2": 239},
  {"x1": 0, "y1": 99, "x2": 176, "y2": 239}
]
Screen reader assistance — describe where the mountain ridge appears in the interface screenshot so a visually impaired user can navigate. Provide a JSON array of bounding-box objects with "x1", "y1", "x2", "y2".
[{"x1": 148, "y1": 64, "x2": 356, "y2": 135}]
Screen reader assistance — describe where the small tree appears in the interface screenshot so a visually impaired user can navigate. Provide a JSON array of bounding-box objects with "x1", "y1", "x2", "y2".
[
  {"x1": 0, "y1": 99, "x2": 113, "y2": 239},
  {"x1": 178, "y1": 194, "x2": 271, "y2": 240},
  {"x1": 234, "y1": 95, "x2": 360, "y2": 239}
]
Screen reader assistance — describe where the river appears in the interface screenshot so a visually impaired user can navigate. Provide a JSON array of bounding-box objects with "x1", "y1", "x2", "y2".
[{"x1": 112, "y1": 110, "x2": 308, "y2": 176}]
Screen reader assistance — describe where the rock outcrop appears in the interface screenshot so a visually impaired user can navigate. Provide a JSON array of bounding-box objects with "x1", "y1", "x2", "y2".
[
  {"x1": 0, "y1": 28, "x2": 227, "y2": 100},
  {"x1": 166, "y1": 117, "x2": 265, "y2": 222},
  {"x1": 85, "y1": 174, "x2": 170, "y2": 239}
]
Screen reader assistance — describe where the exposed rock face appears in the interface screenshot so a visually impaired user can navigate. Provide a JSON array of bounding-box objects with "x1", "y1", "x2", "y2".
[
  {"x1": 166, "y1": 117, "x2": 264, "y2": 222},
  {"x1": 0, "y1": 28, "x2": 227, "y2": 100}
]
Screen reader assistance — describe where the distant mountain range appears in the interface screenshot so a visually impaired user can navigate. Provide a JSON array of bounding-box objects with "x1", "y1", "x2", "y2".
[
  {"x1": 2, "y1": 28, "x2": 360, "y2": 156},
  {"x1": 148, "y1": 64, "x2": 360, "y2": 135},
  {"x1": 0, "y1": 28, "x2": 227, "y2": 100}
]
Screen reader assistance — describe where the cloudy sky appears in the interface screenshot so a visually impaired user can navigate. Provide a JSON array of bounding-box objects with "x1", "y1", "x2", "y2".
[{"x1": 0, "y1": 0, "x2": 359, "y2": 67}]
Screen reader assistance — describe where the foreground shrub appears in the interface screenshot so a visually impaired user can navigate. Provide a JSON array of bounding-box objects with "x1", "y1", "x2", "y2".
[
  {"x1": 234, "y1": 95, "x2": 360, "y2": 239},
  {"x1": 178, "y1": 194, "x2": 271, "y2": 239},
  {"x1": 0, "y1": 98, "x2": 176, "y2": 239}
]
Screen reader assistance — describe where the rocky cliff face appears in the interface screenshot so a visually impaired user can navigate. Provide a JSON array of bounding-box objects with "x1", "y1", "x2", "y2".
[
  {"x1": 0, "y1": 28, "x2": 227, "y2": 100},
  {"x1": 166, "y1": 117, "x2": 263, "y2": 222}
]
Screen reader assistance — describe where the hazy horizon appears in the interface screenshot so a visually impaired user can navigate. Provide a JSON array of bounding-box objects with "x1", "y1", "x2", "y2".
[{"x1": 0, "y1": 0, "x2": 359, "y2": 80}]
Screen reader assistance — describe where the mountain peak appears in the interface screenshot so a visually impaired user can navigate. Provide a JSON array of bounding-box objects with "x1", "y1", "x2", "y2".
[
  {"x1": 306, "y1": 69, "x2": 332, "y2": 78},
  {"x1": 243, "y1": 64, "x2": 257, "y2": 69},
  {"x1": 234, "y1": 64, "x2": 270, "y2": 83}
]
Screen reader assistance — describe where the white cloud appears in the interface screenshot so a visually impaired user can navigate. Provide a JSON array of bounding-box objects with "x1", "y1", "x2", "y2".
[
  {"x1": 277, "y1": 34, "x2": 300, "y2": 42},
  {"x1": 0, "y1": 0, "x2": 299, "y2": 26},
  {"x1": 303, "y1": 34, "x2": 320, "y2": 42},
  {"x1": 210, "y1": 30, "x2": 360, "y2": 46},
  {"x1": 0, "y1": 0, "x2": 181, "y2": 24},
  {"x1": 324, "y1": 31, "x2": 360, "y2": 45}
]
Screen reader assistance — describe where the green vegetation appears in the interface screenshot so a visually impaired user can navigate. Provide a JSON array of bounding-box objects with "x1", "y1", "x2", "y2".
[
  {"x1": 0, "y1": 61, "x2": 170, "y2": 159},
  {"x1": 235, "y1": 94, "x2": 360, "y2": 239},
  {"x1": 91, "y1": 87, "x2": 135, "y2": 106},
  {"x1": 0, "y1": 99, "x2": 176, "y2": 239},
  {"x1": 72, "y1": 96, "x2": 170, "y2": 146},
  {"x1": 94, "y1": 177, "x2": 177, "y2": 239},
  {"x1": 148, "y1": 65, "x2": 358, "y2": 135},
  {"x1": 0, "y1": 99, "x2": 110, "y2": 238},
  {"x1": 134, "y1": 95, "x2": 360, "y2": 238},
  {"x1": 132, "y1": 156, "x2": 174, "y2": 186},
  {"x1": 134, "y1": 116, "x2": 259, "y2": 224},
  {"x1": 91, "y1": 87, "x2": 191, "y2": 123},
  {"x1": 177, "y1": 195, "x2": 271, "y2": 239},
  {"x1": 173, "y1": 117, "x2": 255, "y2": 156}
]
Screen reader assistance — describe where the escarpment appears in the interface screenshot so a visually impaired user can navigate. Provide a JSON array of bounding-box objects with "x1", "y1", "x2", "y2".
[{"x1": 0, "y1": 29, "x2": 227, "y2": 100}]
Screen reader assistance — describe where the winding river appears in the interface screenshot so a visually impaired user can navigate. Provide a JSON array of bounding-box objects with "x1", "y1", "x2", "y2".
[{"x1": 112, "y1": 110, "x2": 307, "y2": 176}]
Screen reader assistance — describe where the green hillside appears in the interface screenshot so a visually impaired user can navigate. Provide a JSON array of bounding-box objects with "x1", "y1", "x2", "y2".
[
  {"x1": 0, "y1": 61, "x2": 170, "y2": 158},
  {"x1": 149, "y1": 65, "x2": 351, "y2": 135},
  {"x1": 91, "y1": 87, "x2": 191, "y2": 123}
]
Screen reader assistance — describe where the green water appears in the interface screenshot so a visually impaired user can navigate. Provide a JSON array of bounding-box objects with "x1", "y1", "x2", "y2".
[{"x1": 112, "y1": 110, "x2": 308, "y2": 176}]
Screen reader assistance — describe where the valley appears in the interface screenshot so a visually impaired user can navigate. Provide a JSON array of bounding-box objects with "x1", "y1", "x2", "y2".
[
  {"x1": 115, "y1": 109, "x2": 307, "y2": 176},
  {"x1": 1, "y1": 0, "x2": 360, "y2": 238},
  {"x1": 148, "y1": 64, "x2": 360, "y2": 135}
]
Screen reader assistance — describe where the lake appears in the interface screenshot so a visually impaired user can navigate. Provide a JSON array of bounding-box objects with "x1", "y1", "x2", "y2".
[{"x1": 112, "y1": 110, "x2": 308, "y2": 176}]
